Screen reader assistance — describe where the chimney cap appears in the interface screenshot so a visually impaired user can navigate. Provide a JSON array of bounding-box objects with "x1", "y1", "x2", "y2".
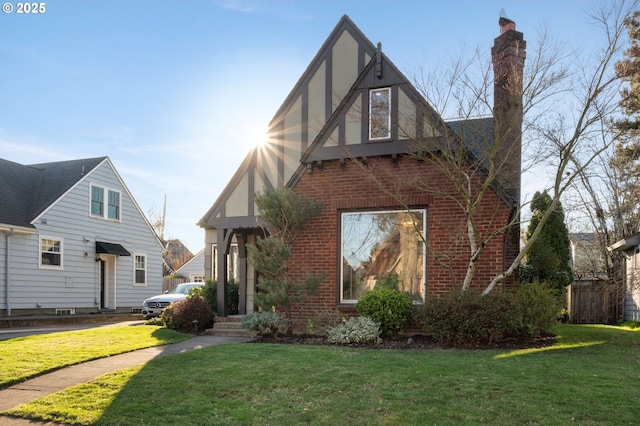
[{"x1": 499, "y1": 8, "x2": 516, "y2": 33}]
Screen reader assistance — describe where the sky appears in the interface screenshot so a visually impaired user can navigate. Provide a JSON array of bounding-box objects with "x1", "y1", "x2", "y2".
[{"x1": 0, "y1": 0, "x2": 613, "y2": 252}]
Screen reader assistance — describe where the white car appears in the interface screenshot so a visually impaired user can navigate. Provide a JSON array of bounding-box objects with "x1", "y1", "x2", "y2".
[{"x1": 142, "y1": 282, "x2": 204, "y2": 319}]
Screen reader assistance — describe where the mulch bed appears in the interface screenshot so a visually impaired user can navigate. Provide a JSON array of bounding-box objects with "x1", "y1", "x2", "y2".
[{"x1": 253, "y1": 333, "x2": 557, "y2": 350}]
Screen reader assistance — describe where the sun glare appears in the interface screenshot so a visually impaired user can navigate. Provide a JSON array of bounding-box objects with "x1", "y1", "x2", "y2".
[{"x1": 250, "y1": 127, "x2": 270, "y2": 149}]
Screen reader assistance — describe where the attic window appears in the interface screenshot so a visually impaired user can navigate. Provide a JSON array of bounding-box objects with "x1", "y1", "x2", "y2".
[
  {"x1": 90, "y1": 184, "x2": 121, "y2": 221},
  {"x1": 369, "y1": 88, "x2": 391, "y2": 140}
]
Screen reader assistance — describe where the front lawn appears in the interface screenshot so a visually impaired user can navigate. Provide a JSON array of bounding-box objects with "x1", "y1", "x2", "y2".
[
  {"x1": 4, "y1": 324, "x2": 640, "y2": 425},
  {"x1": 0, "y1": 324, "x2": 189, "y2": 387}
]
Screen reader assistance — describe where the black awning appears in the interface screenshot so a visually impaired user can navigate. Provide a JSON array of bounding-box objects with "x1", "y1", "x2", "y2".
[{"x1": 96, "y1": 241, "x2": 131, "y2": 256}]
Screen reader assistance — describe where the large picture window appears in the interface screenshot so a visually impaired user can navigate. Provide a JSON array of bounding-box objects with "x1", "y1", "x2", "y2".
[
  {"x1": 341, "y1": 209, "x2": 425, "y2": 303},
  {"x1": 40, "y1": 236, "x2": 63, "y2": 269},
  {"x1": 369, "y1": 87, "x2": 391, "y2": 140}
]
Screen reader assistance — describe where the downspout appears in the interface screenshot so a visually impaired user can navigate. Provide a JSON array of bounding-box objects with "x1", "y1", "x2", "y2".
[{"x1": 5, "y1": 229, "x2": 14, "y2": 316}]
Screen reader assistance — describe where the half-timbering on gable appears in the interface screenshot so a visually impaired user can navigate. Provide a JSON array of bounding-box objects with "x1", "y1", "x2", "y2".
[{"x1": 198, "y1": 15, "x2": 526, "y2": 322}]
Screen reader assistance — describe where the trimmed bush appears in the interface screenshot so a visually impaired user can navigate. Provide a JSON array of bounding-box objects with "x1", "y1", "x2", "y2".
[
  {"x1": 241, "y1": 311, "x2": 292, "y2": 338},
  {"x1": 416, "y1": 289, "x2": 521, "y2": 345},
  {"x1": 355, "y1": 288, "x2": 413, "y2": 337},
  {"x1": 515, "y1": 281, "x2": 564, "y2": 337},
  {"x1": 161, "y1": 297, "x2": 213, "y2": 332},
  {"x1": 326, "y1": 316, "x2": 382, "y2": 345},
  {"x1": 202, "y1": 279, "x2": 240, "y2": 315}
]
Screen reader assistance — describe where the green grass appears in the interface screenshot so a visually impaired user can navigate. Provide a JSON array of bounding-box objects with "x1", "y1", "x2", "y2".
[
  {"x1": 3, "y1": 324, "x2": 640, "y2": 425},
  {"x1": 0, "y1": 324, "x2": 189, "y2": 387}
]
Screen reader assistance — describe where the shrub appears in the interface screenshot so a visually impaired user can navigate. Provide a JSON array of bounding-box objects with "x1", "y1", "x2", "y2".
[
  {"x1": 145, "y1": 316, "x2": 163, "y2": 326},
  {"x1": 202, "y1": 279, "x2": 240, "y2": 315},
  {"x1": 514, "y1": 281, "x2": 564, "y2": 337},
  {"x1": 416, "y1": 289, "x2": 521, "y2": 345},
  {"x1": 619, "y1": 320, "x2": 640, "y2": 329},
  {"x1": 355, "y1": 288, "x2": 413, "y2": 337},
  {"x1": 241, "y1": 311, "x2": 292, "y2": 338},
  {"x1": 162, "y1": 297, "x2": 213, "y2": 332},
  {"x1": 326, "y1": 316, "x2": 382, "y2": 344}
]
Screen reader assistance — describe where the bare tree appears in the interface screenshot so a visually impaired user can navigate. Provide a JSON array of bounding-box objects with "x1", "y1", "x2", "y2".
[{"x1": 348, "y1": 1, "x2": 636, "y2": 295}]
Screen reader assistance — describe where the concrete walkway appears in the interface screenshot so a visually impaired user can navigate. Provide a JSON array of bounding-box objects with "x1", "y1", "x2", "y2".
[{"x1": 0, "y1": 335, "x2": 254, "y2": 425}]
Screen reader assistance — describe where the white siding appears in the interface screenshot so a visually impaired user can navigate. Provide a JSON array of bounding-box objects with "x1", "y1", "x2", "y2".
[
  {"x1": 2, "y1": 161, "x2": 163, "y2": 313},
  {"x1": 625, "y1": 249, "x2": 640, "y2": 321},
  {"x1": 176, "y1": 250, "x2": 205, "y2": 281}
]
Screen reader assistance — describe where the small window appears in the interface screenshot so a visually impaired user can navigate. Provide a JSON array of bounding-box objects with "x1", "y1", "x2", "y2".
[
  {"x1": 190, "y1": 274, "x2": 205, "y2": 282},
  {"x1": 134, "y1": 254, "x2": 146, "y2": 286},
  {"x1": 40, "y1": 236, "x2": 63, "y2": 269},
  {"x1": 90, "y1": 184, "x2": 121, "y2": 221},
  {"x1": 91, "y1": 186, "x2": 104, "y2": 217},
  {"x1": 369, "y1": 88, "x2": 391, "y2": 140},
  {"x1": 108, "y1": 190, "x2": 120, "y2": 220}
]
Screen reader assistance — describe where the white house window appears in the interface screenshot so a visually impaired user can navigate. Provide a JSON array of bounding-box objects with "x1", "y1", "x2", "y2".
[
  {"x1": 134, "y1": 254, "x2": 146, "y2": 286},
  {"x1": 90, "y1": 184, "x2": 121, "y2": 221},
  {"x1": 341, "y1": 209, "x2": 425, "y2": 303},
  {"x1": 91, "y1": 186, "x2": 104, "y2": 216},
  {"x1": 108, "y1": 190, "x2": 120, "y2": 220},
  {"x1": 40, "y1": 236, "x2": 63, "y2": 269},
  {"x1": 369, "y1": 87, "x2": 391, "y2": 140},
  {"x1": 190, "y1": 274, "x2": 205, "y2": 282}
]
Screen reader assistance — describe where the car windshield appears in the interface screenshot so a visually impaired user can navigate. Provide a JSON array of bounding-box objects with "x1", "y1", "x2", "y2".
[{"x1": 167, "y1": 284, "x2": 198, "y2": 295}]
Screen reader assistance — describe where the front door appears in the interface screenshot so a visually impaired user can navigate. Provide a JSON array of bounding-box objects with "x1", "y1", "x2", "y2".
[{"x1": 99, "y1": 260, "x2": 106, "y2": 309}]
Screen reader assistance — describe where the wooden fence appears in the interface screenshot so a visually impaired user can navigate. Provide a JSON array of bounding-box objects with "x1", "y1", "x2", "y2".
[
  {"x1": 567, "y1": 279, "x2": 622, "y2": 324},
  {"x1": 162, "y1": 277, "x2": 189, "y2": 293}
]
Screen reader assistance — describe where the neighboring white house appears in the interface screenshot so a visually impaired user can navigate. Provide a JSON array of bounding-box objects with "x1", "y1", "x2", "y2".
[
  {"x1": 609, "y1": 233, "x2": 640, "y2": 321},
  {"x1": 175, "y1": 249, "x2": 205, "y2": 282},
  {"x1": 175, "y1": 244, "x2": 239, "y2": 284},
  {"x1": 0, "y1": 156, "x2": 164, "y2": 316},
  {"x1": 569, "y1": 233, "x2": 606, "y2": 280}
]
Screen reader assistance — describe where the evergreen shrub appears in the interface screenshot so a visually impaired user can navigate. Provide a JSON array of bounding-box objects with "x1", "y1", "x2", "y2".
[
  {"x1": 515, "y1": 281, "x2": 564, "y2": 337},
  {"x1": 202, "y1": 279, "x2": 240, "y2": 315},
  {"x1": 326, "y1": 316, "x2": 382, "y2": 344},
  {"x1": 416, "y1": 289, "x2": 521, "y2": 345},
  {"x1": 355, "y1": 288, "x2": 413, "y2": 337}
]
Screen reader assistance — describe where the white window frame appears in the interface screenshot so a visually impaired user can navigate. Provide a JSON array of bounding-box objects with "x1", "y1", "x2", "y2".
[
  {"x1": 133, "y1": 253, "x2": 147, "y2": 286},
  {"x1": 190, "y1": 274, "x2": 205, "y2": 282},
  {"x1": 340, "y1": 209, "x2": 426, "y2": 304},
  {"x1": 90, "y1": 183, "x2": 121, "y2": 222},
  {"x1": 39, "y1": 235, "x2": 63, "y2": 270},
  {"x1": 369, "y1": 87, "x2": 391, "y2": 140}
]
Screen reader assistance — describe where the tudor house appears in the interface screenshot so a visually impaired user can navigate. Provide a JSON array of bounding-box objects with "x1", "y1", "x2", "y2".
[
  {"x1": 198, "y1": 15, "x2": 526, "y2": 320},
  {"x1": 0, "y1": 157, "x2": 164, "y2": 316}
]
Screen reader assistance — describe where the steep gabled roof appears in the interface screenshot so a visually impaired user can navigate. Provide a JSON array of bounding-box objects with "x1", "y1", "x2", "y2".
[
  {"x1": 199, "y1": 14, "x2": 520, "y2": 230},
  {"x1": 199, "y1": 15, "x2": 378, "y2": 229},
  {"x1": 0, "y1": 157, "x2": 106, "y2": 229}
]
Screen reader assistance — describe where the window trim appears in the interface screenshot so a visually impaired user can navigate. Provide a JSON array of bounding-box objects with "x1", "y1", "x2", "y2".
[
  {"x1": 39, "y1": 235, "x2": 63, "y2": 270},
  {"x1": 339, "y1": 208, "x2": 426, "y2": 304},
  {"x1": 133, "y1": 253, "x2": 147, "y2": 286},
  {"x1": 89, "y1": 183, "x2": 122, "y2": 222},
  {"x1": 368, "y1": 87, "x2": 392, "y2": 141}
]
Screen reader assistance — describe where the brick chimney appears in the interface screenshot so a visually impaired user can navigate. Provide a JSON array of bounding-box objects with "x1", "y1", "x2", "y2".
[
  {"x1": 492, "y1": 13, "x2": 526, "y2": 203},
  {"x1": 492, "y1": 12, "x2": 526, "y2": 288}
]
